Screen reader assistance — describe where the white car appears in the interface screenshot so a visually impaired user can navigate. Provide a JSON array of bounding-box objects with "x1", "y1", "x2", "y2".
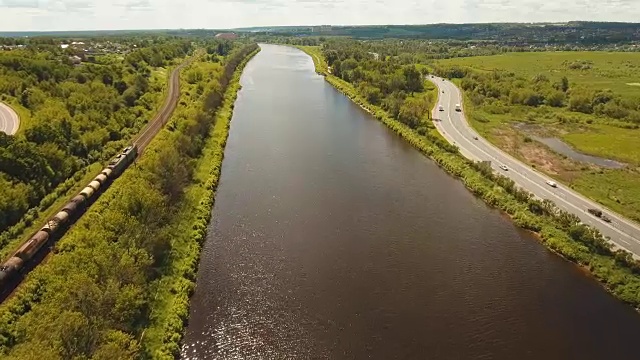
[
  {"x1": 438, "y1": 105, "x2": 444, "y2": 111},
  {"x1": 499, "y1": 165, "x2": 508, "y2": 171},
  {"x1": 546, "y1": 180, "x2": 557, "y2": 188}
]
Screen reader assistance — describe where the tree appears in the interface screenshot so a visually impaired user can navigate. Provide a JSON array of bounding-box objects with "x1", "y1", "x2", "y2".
[
  {"x1": 398, "y1": 96, "x2": 430, "y2": 128},
  {"x1": 569, "y1": 94, "x2": 593, "y2": 114},
  {"x1": 546, "y1": 90, "x2": 565, "y2": 107},
  {"x1": 403, "y1": 65, "x2": 424, "y2": 94},
  {"x1": 560, "y1": 76, "x2": 569, "y2": 92}
]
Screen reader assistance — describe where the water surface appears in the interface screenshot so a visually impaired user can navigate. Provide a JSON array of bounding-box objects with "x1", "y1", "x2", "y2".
[{"x1": 181, "y1": 44, "x2": 640, "y2": 360}]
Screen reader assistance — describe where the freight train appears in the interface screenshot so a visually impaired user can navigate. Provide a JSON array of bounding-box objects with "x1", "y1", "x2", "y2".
[{"x1": 0, "y1": 145, "x2": 138, "y2": 289}]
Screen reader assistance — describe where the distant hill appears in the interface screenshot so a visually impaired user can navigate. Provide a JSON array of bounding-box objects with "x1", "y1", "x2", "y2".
[{"x1": 234, "y1": 22, "x2": 640, "y2": 44}]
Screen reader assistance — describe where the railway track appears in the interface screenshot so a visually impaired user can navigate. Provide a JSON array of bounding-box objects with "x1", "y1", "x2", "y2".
[
  {"x1": 134, "y1": 57, "x2": 195, "y2": 153},
  {"x1": 0, "y1": 55, "x2": 195, "y2": 303}
]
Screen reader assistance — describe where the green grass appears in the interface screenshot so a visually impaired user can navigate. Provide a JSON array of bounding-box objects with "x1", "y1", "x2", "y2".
[
  {"x1": 437, "y1": 51, "x2": 640, "y2": 99},
  {"x1": 563, "y1": 124, "x2": 640, "y2": 164},
  {"x1": 573, "y1": 169, "x2": 640, "y2": 223}
]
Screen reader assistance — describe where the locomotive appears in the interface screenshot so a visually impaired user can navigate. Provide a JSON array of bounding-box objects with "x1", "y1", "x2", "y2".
[{"x1": 0, "y1": 145, "x2": 138, "y2": 289}]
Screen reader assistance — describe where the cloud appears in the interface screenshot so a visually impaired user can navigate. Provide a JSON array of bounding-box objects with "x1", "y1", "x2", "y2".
[
  {"x1": 0, "y1": 0, "x2": 40, "y2": 8},
  {"x1": 1, "y1": 0, "x2": 640, "y2": 31},
  {"x1": 115, "y1": 0, "x2": 152, "y2": 11}
]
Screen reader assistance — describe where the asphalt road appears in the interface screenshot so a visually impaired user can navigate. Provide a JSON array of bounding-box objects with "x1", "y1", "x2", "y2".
[
  {"x1": 0, "y1": 102, "x2": 19, "y2": 135},
  {"x1": 429, "y1": 76, "x2": 640, "y2": 257}
]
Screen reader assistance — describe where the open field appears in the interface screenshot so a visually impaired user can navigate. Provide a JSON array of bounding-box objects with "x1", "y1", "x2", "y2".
[
  {"x1": 439, "y1": 51, "x2": 640, "y2": 99},
  {"x1": 435, "y1": 52, "x2": 640, "y2": 222}
]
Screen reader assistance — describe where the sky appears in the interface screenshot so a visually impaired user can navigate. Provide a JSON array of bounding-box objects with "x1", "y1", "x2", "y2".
[{"x1": 0, "y1": 0, "x2": 639, "y2": 32}]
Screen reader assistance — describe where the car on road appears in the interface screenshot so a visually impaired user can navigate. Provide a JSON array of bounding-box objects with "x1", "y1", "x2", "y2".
[
  {"x1": 545, "y1": 180, "x2": 557, "y2": 188},
  {"x1": 442, "y1": 90, "x2": 444, "y2": 93},
  {"x1": 602, "y1": 215, "x2": 612, "y2": 223},
  {"x1": 499, "y1": 165, "x2": 508, "y2": 171},
  {"x1": 438, "y1": 105, "x2": 444, "y2": 111},
  {"x1": 588, "y1": 208, "x2": 603, "y2": 217},
  {"x1": 473, "y1": 136, "x2": 478, "y2": 140},
  {"x1": 455, "y1": 104, "x2": 461, "y2": 112}
]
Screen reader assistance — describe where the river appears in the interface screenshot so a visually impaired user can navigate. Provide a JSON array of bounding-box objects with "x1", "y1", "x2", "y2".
[{"x1": 180, "y1": 44, "x2": 640, "y2": 360}]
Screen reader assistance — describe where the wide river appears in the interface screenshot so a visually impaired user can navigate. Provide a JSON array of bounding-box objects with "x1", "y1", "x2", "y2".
[{"x1": 181, "y1": 44, "x2": 640, "y2": 359}]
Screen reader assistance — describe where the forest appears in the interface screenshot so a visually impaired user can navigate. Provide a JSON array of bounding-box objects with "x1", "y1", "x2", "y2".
[
  {"x1": 296, "y1": 41, "x2": 640, "y2": 313},
  {"x1": 0, "y1": 37, "x2": 192, "y2": 236},
  {"x1": 250, "y1": 21, "x2": 640, "y2": 44},
  {"x1": 0, "y1": 40, "x2": 259, "y2": 359}
]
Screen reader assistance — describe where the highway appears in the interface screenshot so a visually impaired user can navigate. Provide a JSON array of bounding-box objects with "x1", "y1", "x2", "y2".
[
  {"x1": 0, "y1": 102, "x2": 19, "y2": 135},
  {"x1": 428, "y1": 76, "x2": 640, "y2": 257}
]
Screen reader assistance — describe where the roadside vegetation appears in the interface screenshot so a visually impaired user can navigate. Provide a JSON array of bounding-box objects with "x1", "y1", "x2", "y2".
[
  {"x1": 297, "y1": 43, "x2": 640, "y2": 310},
  {"x1": 0, "y1": 38, "x2": 193, "y2": 242},
  {"x1": 0, "y1": 41, "x2": 258, "y2": 359},
  {"x1": 434, "y1": 52, "x2": 640, "y2": 222}
]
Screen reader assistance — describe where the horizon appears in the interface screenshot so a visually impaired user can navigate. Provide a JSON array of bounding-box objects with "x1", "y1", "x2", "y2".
[
  {"x1": 1, "y1": 0, "x2": 639, "y2": 32},
  {"x1": 0, "y1": 20, "x2": 639, "y2": 35}
]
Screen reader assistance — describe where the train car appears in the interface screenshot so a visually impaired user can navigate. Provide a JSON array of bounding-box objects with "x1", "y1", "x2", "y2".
[
  {"x1": 88, "y1": 180, "x2": 101, "y2": 192},
  {"x1": 94, "y1": 173, "x2": 108, "y2": 185},
  {"x1": 101, "y1": 168, "x2": 113, "y2": 177},
  {"x1": 108, "y1": 154, "x2": 128, "y2": 175},
  {"x1": 122, "y1": 145, "x2": 138, "y2": 161},
  {"x1": 0, "y1": 256, "x2": 24, "y2": 287},
  {"x1": 16, "y1": 231, "x2": 49, "y2": 261},
  {"x1": 80, "y1": 186, "x2": 96, "y2": 199},
  {"x1": 41, "y1": 218, "x2": 60, "y2": 234},
  {"x1": 53, "y1": 210, "x2": 70, "y2": 224},
  {"x1": 62, "y1": 194, "x2": 86, "y2": 214}
]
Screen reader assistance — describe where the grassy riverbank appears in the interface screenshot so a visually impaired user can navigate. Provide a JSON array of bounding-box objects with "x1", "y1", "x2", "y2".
[
  {"x1": 0, "y1": 43, "x2": 259, "y2": 359},
  {"x1": 297, "y1": 45, "x2": 640, "y2": 309},
  {"x1": 434, "y1": 52, "x2": 640, "y2": 222}
]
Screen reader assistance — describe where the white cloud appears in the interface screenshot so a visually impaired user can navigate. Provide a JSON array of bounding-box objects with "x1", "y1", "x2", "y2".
[{"x1": 0, "y1": 0, "x2": 638, "y2": 31}]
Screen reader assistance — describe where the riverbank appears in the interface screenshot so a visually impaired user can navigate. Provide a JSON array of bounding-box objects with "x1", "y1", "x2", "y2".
[
  {"x1": 0, "y1": 44, "x2": 259, "y2": 359},
  {"x1": 141, "y1": 45, "x2": 260, "y2": 358},
  {"x1": 297, "y1": 45, "x2": 640, "y2": 310}
]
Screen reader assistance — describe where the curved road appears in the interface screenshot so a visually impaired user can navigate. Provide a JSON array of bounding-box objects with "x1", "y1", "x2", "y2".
[
  {"x1": 0, "y1": 102, "x2": 19, "y2": 135},
  {"x1": 429, "y1": 76, "x2": 640, "y2": 257}
]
